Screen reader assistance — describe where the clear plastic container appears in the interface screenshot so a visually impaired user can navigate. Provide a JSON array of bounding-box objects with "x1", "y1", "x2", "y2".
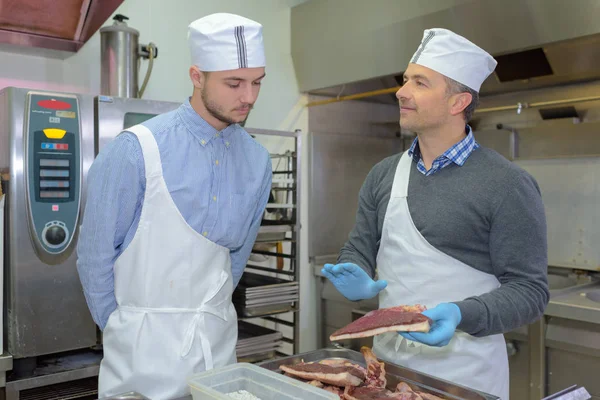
[{"x1": 187, "y1": 362, "x2": 339, "y2": 400}]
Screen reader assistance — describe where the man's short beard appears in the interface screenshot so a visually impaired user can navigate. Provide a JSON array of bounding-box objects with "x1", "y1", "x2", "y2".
[{"x1": 201, "y1": 87, "x2": 240, "y2": 126}]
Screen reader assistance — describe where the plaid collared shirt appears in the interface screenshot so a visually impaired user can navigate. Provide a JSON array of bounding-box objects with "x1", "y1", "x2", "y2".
[{"x1": 408, "y1": 126, "x2": 479, "y2": 176}]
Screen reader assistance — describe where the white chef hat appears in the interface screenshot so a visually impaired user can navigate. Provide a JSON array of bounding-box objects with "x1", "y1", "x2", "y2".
[
  {"x1": 409, "y1": 28, "x2": 497, "y2": 92},
  {"x1": 188, "y1": 13, "x2": 265, "y2": 71}
]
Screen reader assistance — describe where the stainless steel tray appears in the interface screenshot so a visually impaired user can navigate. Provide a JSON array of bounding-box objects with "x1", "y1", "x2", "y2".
[
  {"x1": 236, "y1": 272, "x2": 298, "y2": 290},
  {"x1": 234, "y1": 272, "x2": 299, "y2": 317},
  {"x1": 243, "y1": 286, "x2": 299, "y2": 296},
  {"x1": 238, "y1": 320, "x2": 282, "y2": 338},
  {"x1": 238, "y1": 342, "x2": 280, "y2": 353},
  {"x1": 236, "y1": 321, "x2": 283, "y2": 359},
  {"x1": 237, "y1": 350, "x2": 278, "y2": 364},
  {"x1": 257, "y1": 347, "x2": 500, "y2": 400},
  {"x1": 235, "y1": 302, "x2": 298, "y2": 318},
  {"x1": 242, "y1": 295, "x2": 299, "y2": 307}
]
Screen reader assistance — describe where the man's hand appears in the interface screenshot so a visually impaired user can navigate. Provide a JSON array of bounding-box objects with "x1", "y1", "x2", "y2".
[
  {"x1": 399, "y1": 303, "x2": 462, "y2": 347},
  {"x1": 321, "y1": 263, "x2": 387, "y2": 301}
]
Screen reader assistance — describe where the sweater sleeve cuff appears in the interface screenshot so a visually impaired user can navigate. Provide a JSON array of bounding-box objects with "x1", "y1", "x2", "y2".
[{"x1": 454, "y1": 299, "x2": 484, "y2": 335}]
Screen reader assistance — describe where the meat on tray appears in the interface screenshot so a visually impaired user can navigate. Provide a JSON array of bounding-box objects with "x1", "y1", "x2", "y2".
[
  {"x1": 283, "y1": 371, "x2": 353, "y2": 395},
  {"x1": 279, "y1": 361, "x2": 366, "y2": 387},
  {"x1": 361, "y1": 346, "x2": 386, "y2": 388},
  {"x1": 277, "y1": 346, "x2": 446, "y2": 400},
  {"x1": 396, "y1": 382, "x2": 412, "y2": 393},
  {"x1": 330, "y1": 305, "x2": 432, "y2": 341}
]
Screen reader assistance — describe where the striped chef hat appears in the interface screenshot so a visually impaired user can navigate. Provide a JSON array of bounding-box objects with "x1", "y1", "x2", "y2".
[
  {"x1": 409, "y1": 28, "x2": 497, "y2": 92},
  {"x1": 188, "y1": 13, "x2": 265, "y2": 71}
]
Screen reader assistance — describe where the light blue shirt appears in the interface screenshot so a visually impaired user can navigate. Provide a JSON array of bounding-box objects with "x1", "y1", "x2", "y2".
[{"x1": 76, "y1": 99, "x2": 272, "y2": 329}]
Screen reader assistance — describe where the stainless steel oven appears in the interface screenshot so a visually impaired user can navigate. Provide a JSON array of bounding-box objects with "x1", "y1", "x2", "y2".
[
  {"x1": 0, "y1": 87, "x2": 97, "y2": 359},
  {"x1": 95, "y1": 95, "x2": 180, "y2": 155},
  {"x1": 0, "y1": 87, "x2": 181, "y2": 363}
]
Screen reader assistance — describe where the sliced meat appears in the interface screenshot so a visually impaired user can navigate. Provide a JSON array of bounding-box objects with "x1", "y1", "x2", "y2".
[
  {"x1": 344, "y1": 386, "x2": 424, "y2": 400},
  {"x1": 395, "y1": 382, "x2": 413, "y2": 393},
  {"x1": 344, "y1": 386, "x2": 393, "y2": 400},
  {"x1": 279, "y1": 362, "x2": 365, "y2": 387},
  {"x1": 330, "y1": 305, "x2": 432, "y2": 341},
  {"x1": 320, "y1": 359, "x2": 347, "y2": 366},
  {"x1": 284, "y1": 372, "x2": 324, "y2": 388},
  {"x1": 361, "y1": 346, "x2": 387, "y2": 388},
  {"x1": 320, "y1": 358, "x2": 369, "y2": 376}
]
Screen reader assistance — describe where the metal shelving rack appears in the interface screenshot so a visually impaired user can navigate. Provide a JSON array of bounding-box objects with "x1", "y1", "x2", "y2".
[{"x1": 235, "y1": 128, "x2": 301, "y2": 362}]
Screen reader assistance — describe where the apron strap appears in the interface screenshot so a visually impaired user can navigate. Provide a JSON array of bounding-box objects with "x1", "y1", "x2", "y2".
[
  {"x1": 117, "y1": 304, "x2": 229, "y2": 370},
  {"x1": 390, "y1": 151, "x2": 412, "y2": 199},
  {"x1": 179, "y1": 304, "x2": 229, "y2": 369},
  {"x1": 125, "y1": 124, "x2": 164, "y2": 179}
]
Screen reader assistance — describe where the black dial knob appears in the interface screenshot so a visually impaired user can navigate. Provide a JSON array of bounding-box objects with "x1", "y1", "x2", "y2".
[{"x1": 45, "y1": 225, "x2": 66, "y2": 246}]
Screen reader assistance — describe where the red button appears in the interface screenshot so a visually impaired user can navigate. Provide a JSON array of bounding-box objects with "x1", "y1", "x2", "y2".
[{"x1": 38, "y1": 99, "x2": 71, "y2": 110}]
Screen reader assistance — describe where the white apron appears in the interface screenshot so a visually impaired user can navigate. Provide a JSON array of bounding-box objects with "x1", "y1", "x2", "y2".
[
  {"x1": 373, "y1": 151, "x2": 509, "y2": 400},
  {"x1": 98, "y1": 125, "x2": 238, "y2": 399}
]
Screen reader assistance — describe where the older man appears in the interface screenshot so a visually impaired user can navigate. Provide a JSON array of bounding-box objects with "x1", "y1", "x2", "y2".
[
  {"x1": 322, "y1": 28, "x2": 549, "y2": 399},
  {"x1": 77, "y1": 13, "x2": 272, "y2": 399}
]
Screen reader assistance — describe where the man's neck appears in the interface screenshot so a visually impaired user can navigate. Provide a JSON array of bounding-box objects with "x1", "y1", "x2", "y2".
[
  {"x1": 189, "y1": 92, "x2": 228, "y2": 131},
  {"x1": 416, "y1": 124, "x2": 467, "y2": 170}
]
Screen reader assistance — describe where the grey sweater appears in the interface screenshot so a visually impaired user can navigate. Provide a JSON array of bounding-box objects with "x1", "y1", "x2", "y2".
[{"x1": 338, "y1": 147, "x2": 549, "y2": 337}]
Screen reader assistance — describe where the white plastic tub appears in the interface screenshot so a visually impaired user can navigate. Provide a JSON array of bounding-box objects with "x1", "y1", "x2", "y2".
[{"x1": 187, "y1": 362, "x2": 339, "y2": 400}]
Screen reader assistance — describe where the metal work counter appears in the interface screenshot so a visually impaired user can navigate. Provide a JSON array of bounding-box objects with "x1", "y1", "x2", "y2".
[{"x1": 546, "y1": 280, "x2": 600, "y2": 324}]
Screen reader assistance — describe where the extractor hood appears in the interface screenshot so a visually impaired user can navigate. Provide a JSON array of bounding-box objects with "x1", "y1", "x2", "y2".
[
  {"x1": 0, "y1": 0, "x2": 124, "y2": 57},
  {"x1": 292, "y1": 0, "x2": 600, "y2": 101}
]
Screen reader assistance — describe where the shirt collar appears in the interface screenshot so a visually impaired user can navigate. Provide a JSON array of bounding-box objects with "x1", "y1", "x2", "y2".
[
  {"x1": 408, "y1": 125, "x2": 476, "y2": 167},
  {"x1": 176, "y1": 97, "x2": 238, "y2": 147}
]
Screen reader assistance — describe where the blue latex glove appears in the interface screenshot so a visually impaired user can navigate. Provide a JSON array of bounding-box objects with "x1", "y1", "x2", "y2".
[
  {"x1": 399, "y1": 303, "x2": 462, "y2": 347},
  {"x1": 321, "y1": 263, "x2": 387, "y2": 301}
]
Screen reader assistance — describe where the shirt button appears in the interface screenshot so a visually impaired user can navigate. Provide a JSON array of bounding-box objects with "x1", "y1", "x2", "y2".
[
  {"x1": 203, "y1": 231, "x2": 208, "y2": 237},
  {"x1": 225, "y1": 141, "x2": 230, "y2": 147},
  {"x1": 201, "y1": 140, "x2": 206, "y2": 145},
  {"x1": 215, "y1": 133, "x2": 220, "y2": 137},
  {"x1": 215, "y1": 160, "x2": 219, "y2": 165},
  {"x1": 213, "y1": 196, "x2": 217, "y2": 201}
]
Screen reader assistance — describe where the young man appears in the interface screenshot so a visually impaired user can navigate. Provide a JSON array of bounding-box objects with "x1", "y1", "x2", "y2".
[
  {"x1": 322, "y1": 28, "x2": 549, "y2": 399},
  {"x1": 77, "y1": 13, "x2": 272, "y2": 399}
]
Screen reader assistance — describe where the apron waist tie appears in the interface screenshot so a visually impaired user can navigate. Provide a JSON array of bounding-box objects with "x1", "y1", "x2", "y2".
[{"x1": 118, "y1": 304, "x2": 228, "y2": 370}]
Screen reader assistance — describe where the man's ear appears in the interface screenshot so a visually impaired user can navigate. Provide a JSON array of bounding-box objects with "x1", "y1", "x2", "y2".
[
  {"x1": 449, "y1": 92, "x2": 472, "y2": 117},
  {"x1": 189, "y1": 66, "x2": 204, "y2": 89}
]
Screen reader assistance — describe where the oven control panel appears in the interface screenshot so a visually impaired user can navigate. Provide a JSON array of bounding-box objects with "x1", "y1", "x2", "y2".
[{"x1": 25, "y1": 92, "x2": 81, "y2": 260}]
